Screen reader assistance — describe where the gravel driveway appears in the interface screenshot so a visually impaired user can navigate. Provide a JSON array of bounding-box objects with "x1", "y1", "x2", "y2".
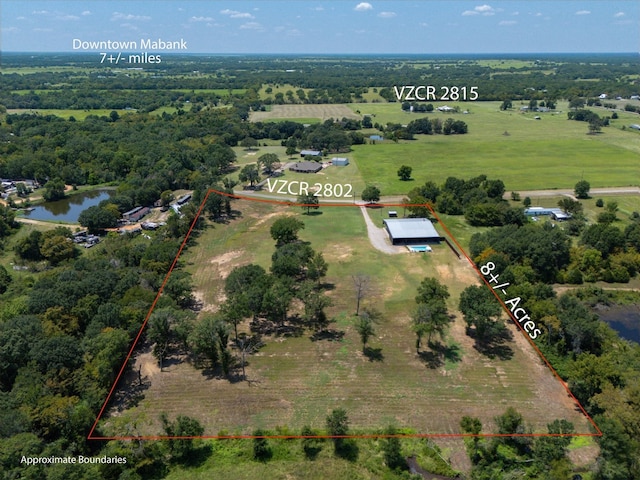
[{"x1": 359, "y1": 205, "x2": 405, "y2": 255}]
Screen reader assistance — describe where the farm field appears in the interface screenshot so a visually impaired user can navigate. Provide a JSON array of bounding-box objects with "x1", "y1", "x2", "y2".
[
  {"x1": 103, "y1": 197, "x2": 593, "y2": 438},
  {"x1": 5, "y1": 108, "x2": 134, "y2": 120},
  {"x1": 347, "y1": 102, "x2": 640, "y2": 193},
  {"x1": 250, "y1": 104, "x2": 359, "y2": 122},
  {"x1": 246, "y1": 101, "x2": 640, "y2": 194}
]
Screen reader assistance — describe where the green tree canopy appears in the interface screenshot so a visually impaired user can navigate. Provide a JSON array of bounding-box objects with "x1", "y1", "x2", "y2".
[
  {"x1": 361, "y1": 185, "x2": 380, "y2": 203},
  {"x1": 270, "y1": 217, "x2": 305, "y2": 246}
]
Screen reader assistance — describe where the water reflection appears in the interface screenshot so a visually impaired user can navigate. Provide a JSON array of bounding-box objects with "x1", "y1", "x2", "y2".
[
  {"x1": 597, "y1": 305, "x2": 640, "y2": 344},
  {"x1": 23, "y1": 190, "x2": 113, "y2": 223}
]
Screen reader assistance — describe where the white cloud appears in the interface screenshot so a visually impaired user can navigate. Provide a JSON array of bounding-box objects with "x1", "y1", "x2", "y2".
[
  {"x1": 57, "y1": 14, "x2": 80, "y2": 21},
  {"x1": 119, "y1": 23, "x2": 139, "y2": 31},
  {"x1": 111, "y1": 12, "x2": 151, "y2": 21},
  {"x1": 81, "y1": 11, "x2": 91, "y2": 16},
  {"x1": 190, "y1": 16, "x2": 214, "y2": 22},
  {"x1": 32, "y1": 10, "x2": 49, "y2": 15},
  {"x1": 534, "y1": 12, "x2": 543, "y2": 17},
  {"x1": 499, "y1": 20, "x2": 517, "y2": 26},
  {"x1": 613, "y1": 12, "x2": 625, "y2": 18},
  {"x1": 354, "y1": 3, "x2": 373, "y2": 12},
  {"x1": 512, "y1": 11, "x2": 519, "y2": 16},
  {"x1": 313, "y1": 6, "x2": 324, "y2": 11},
  {"x1": 3, "y1": 26, "x2": 19, "y2": 33},
  {"x1": 240, "y1": 21, "x2": 263, "y2": 30},
  {"x1": 475, "y1": 5, "x2": 493, "y2": 13},
  {"x1": 220, "y1": 9, "x2": 254, "y2": 19},
  {"x1": 16, "y1": 16, "x2": 26, "y2": 20},
  {"x1": 463, "y1": 5, "x2": 496, "y2": 16},
  {"x1": 287, "y1": 29, "x2": 302, "y2": 36},
  {"x1": 575, "y1": 10, "x2": 591, "y2": 15},
  {"x1": 378, "y1": 11, "x2": 396, "y2": 18}
]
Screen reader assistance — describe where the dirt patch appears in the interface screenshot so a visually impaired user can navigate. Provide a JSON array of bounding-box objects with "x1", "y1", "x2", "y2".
[
  {"x1": 322, "y1": 243, "x2": 354, "y2": 261},
  {"x1": 437, "y1": 262, "x2": 479, "y2": 285},
  {"x1": 568, "y1": 444, "x2": 600, "y2": 470},
  {"x1": 249, "y1": 210, "x2": 296, "y2": 229},
  {"x1": 436, "y1": 264, "x2": 453, "y2": 281},
  {"x1": 210, "y1": 250, "x2": 245, "y2": 278}
]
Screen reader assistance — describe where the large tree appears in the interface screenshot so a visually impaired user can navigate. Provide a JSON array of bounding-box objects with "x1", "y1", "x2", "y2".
[
  {"x1": 42, "y1": 178, "x2": 66, "y2": 202},
  {"x1": 78, "y1": 205, "x2": 119, "y2": 233},
  {"x1": 574, "y1": 180, "x2": 591, "y2": 199},
  {"x1": 298, "y1": 192, "x2": 319, "y2": 214},
  {"x1": 258, "y1": 153, "x2": 280, "y2": 174},
  {"x1": 239, "y1": 164, "x2": 260, "y2": 187},
  {"x1": 270, "y1": 217, "x2": 305, "y2": 246},
  {"x1": 397, "y1": 165, "x2": 412, "y2": 181},
  {"x1": 361, "y1": 185, "x2": 380, "y2": 203},
  {"x1": 458, "y1": 285, "x2": 504, "y2": 348}
]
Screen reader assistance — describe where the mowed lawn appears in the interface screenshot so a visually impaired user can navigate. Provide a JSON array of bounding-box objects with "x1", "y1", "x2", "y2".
[
  {"x1": 106, "y1": 198, "x2": 593, "y2": 437},
  {"x1": 347, "y1": 102, "x2": 640, "y2": 194}
]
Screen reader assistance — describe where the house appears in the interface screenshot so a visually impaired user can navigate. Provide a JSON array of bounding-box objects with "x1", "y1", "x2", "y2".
[
  {"x1": 383, "y1": 218, "x2": 442, "y2": 245},
  {"x1": 299, "y1": 150, "x2": 322, "y2": 158},
  {"x1": 289, "y1": 161, "x2": 323, "y2": 174},
  {"x1": 524, "y1": 207, "x2": 572, "y2": 221},
  {"x1": 176, "y1": 193, "x2": 191, "y2": 205},
  {"x1": 122, "y1": 206, "x2": 150, "y2": 222},
  {"x1": 332, "y1": 157, "x2": 349, "y2": 166}
]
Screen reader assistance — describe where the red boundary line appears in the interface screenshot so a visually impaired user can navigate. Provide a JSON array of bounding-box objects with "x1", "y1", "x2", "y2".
[{"x1": 88, "y1": 190, "x2": 601, "y2": 441}]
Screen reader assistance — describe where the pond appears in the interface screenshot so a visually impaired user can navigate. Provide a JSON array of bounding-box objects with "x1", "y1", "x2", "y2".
[
  {"x1": 597, "y1": 304, "x2": 640, "y2": 344},
  {"x1": 22, "y1": 189, "x2": 114, "y2": 223}
]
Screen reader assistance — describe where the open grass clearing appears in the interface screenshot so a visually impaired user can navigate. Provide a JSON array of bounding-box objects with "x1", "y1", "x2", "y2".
[
  {"x1": 345, "y1": 102, "x2": 640, "y2": 193},
  {"x1": 250, "y1": 104, "x2": 359, "y2": 122},
  {"x1": 104, "y1": 198, "x2": 593, "y2": 438},
  {"x1": 5, "y1": 108, "x2": 134, "y2": 120}
]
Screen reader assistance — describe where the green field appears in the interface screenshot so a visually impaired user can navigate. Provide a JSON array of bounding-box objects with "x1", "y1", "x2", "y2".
[
  {"x1": 104, "y1": 198, "x2": 593, "y2": 438},
  {"x1": 347, "y1": 102, "x2": 640, "y2": 193},
  {"x1": 5, "y1": 108, "x2": 134, "y2": 120}
]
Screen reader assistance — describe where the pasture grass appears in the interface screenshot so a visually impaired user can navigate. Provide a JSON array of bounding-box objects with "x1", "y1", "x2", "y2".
[
  {"x1": 107, "y1": 198, "x2": 593, "y2": 438},
  {"x1": 346, "y1": 102, "x2": 640, "y2": 193},
  {"x1": 5, "y1": 108, "x2": 133, "y2": 120}
]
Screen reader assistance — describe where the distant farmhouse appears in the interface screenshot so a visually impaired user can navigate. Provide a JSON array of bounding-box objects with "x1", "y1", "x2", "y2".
[
  {"x1": 524, "y1": 207, "x2": 572, "y2": 221},
  {"x1": 123, "y1": 206, "x2": 150, "y2": 223},
  {"x1": 383, "y1": 218, "x2": 442, "y2": 245},
  {"x1": 299, "y1": 150, "x2": 322, "y2": 158},
  {"x1": 331, "y1": 157, "x2": 349, "y2": 166},
  {"x1": 289, "y1": 161, "x2": 323, "y2": 174}
]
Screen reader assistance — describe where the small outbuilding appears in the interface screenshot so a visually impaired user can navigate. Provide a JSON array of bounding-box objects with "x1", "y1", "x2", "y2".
[
  {"x1": 300, "y1": 150, "x2": 322, "y2": 158},
  {"x1": 332, "y1": 157, "x2": 349, "y2": 166},
  {"x1": 383, "y1": 218, "x2": 442, "y2": 245},
  {"x1": 289, "y1": 161, "x2": 323, "y2": 174},
  {"x1": 123, "y1": 206, "x2": 150, "y2": 222}
]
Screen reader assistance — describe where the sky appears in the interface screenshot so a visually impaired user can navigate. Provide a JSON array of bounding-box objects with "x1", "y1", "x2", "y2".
[{"x1": 1, "y1": 1, "x2": 638, "y2": 54}]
